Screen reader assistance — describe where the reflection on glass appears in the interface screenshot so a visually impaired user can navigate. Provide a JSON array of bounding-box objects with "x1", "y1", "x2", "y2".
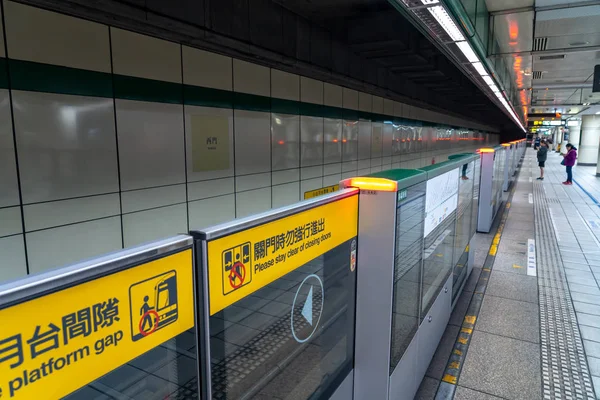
[
  {"x1": 209, "y1": 239, "x2": 357, "y2": 399},
  {"x1": 471, "y1": 155, "x2": 481, "y2": 237},
  {"x1": 422, "y1": 169, "x2": 459, "y2": 317},
  {"x1": 390, "y1": 182, "x2": 426, "y2": 372},
  {"x1": 64, "y1": 330, "x2": 199, "y2": 400},
  {"x1": 452, "y1": 161, "x2": 475, "y2": 300}
]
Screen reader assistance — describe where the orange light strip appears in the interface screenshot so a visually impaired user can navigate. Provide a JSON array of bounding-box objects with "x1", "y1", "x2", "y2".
[
  {"x1": 348, "y1": 177, "x2": 398, "y2": 192},
  {"x1": 479, "y1": 148, "x2": 495, "y2": 153}
]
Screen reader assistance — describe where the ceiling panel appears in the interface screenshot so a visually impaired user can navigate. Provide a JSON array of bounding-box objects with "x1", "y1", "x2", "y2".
[{"x1": 486, "y1": 0, "x2": 534, "y2": 12}]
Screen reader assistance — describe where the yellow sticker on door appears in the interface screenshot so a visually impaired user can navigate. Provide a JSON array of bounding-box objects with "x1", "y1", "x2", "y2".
[
  {"x1": 206, "y1": 195, "x2": 358, "y2": 315},
  {"x1": 0, "y1": 249, "x2": 194, "y2": 399}
]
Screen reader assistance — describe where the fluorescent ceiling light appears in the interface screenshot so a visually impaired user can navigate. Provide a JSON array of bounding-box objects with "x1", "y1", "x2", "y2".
[
  {"x1": 456, "y1": 41, "x2": 478, "y2": 63},
  {"x1": 421, "y1": 0, "x2": 439, "y2": 3},
  {"x1": 427, "y1": 5, "x2": 465, "y2": 41},
  {"x1": 472, "y1": 62, "x2": 488, "y2": 77},
  {"x1": 483, "y1": 75, "x2": 495, "y2": 86}
]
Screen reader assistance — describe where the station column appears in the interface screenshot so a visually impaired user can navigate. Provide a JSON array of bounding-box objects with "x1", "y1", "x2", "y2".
[
  {"x1": 568, "y1": 122, "x2": 581, "y2": 150},
  {"x1": 579, "y1": 115, "x2": 600, "y2": 166}
]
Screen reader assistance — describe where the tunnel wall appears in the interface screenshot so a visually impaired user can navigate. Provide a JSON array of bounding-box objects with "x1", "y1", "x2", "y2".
[{"x1": 0, "y1": 1, "x2": 499, "y2": 280}]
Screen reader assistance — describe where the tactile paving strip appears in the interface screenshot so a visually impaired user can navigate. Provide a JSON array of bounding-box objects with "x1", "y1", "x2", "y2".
[{"x1": 534, "y1": 179, "x2": 596, "y2": 400}]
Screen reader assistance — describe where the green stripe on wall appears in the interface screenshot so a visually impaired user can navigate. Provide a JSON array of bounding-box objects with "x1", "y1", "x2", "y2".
[
  {"x1": 113, "y1": 75, "x2": 182, "y2": 104},
  {"x1": 0, "y1": 59, "x2": 492, "y2": 132},
  {"x1": 184, "y1": 85, "x2": 232, "y2": 108},
  {"x1": 9, "y1": 59, "x2": 112, "y2": 97},
  {"x1": 0, "y1": 58, "x2": 7, "y2": 89}
]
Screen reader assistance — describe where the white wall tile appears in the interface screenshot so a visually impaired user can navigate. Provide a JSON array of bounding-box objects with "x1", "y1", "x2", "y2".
[
  {"x1": 182, "y1": 46, "x2": 232, "y2": 90},
  {"x1": 236, "y1": 187, "x2": 270, "y2": 218},
  {"x1": 0, "y1": 207, "x2": 22, "y2": 237},
  {"x1": 301, "y1": 178, "x2": 323, "y2": 196},
  {"x1": 396, "y1": 102, "x2": 407, "y2": 117},
  {"x1": 116, "y1": 100, "x2": 185, "y2": 190},
  {"x1": 188, "y1": 194, "x2": 235, "y2": 229},
  {"x1": 4, "y1": 1, "x2": 110, "y2": 72},
  {"x1": 271, "y1": 70, "x2": 299, "y2": 101},
  {"x1": 301, "y1": 165, "x2": 322, "y2": 180},
  {"x1": 342, "y1": 161, "x2": 357, "y2": 172},
  {"x1": 300, "y1": 77, "x2": 323, "y2": 104},
  {"x1": 24, "y1": 193, "x2": 120, "y2": 232},
  {"x1": 272, "y1": 169, "x2": 299, "y2": 185},
  {"x1": 185, "y1": 106, "x2": 234, "y2": 181},
  {"x1": 0, "y1": 235, "x2": 27, "y2": 282},
  {"x1": 187, "y1": 178, "x2": 233, "y2": 202},
  {"x1": 272, "y1": 114, "x2": 300, "y2": 171},
  {"x1": 323, "y1": 163, "x2": 342, "y2": 176},
  {"x1": 233, "y1": 60, "x2": 270, "y2": 96},
  {"x1": 324, "y1": 118, "x2": 342, "y2": 164},
  {"x1": 0, "y1": 90, "x2": 19, "y2": 207},
  {"x1": 111, "y1": 27, "x2": 181, "y2": 83},
  {"x1": 371, "y1": 157, "x2": 382, "y2": 167},
  {"x1": 384, "y1": 99, "x2": 394, "y2": 116},
  {"x1": 234, "y1": 110, "x2": 271, "y2": 175},
  {"x1": 13, "y1": 91, "x2": 119, "y2": 203},
  {"x1": 358, "y1": 121, "x2": 372, "y2": 160},
  {"x1": 324, "y1": 83, "x2": 342, "y2": 107},
  {"x1": 359, "y1": 93, "x2": 372, "y2": 113},
  {"x1": 370, "y1": 166, "x2": 382, "y2": 173},
  {"x1": 372, "y1": 123, "x2": 383, "y2": 158},
  {"x1": 123, "y1": 184, "x2": 186, "y2": 213},
  {"x1": 301, "y1": 116, "x2": 323, "y2": 167},
  {"x1": 236, "y1": 173, "x2": 271, "y2": 192},
  {"x1": 323, "y1": 174, "x2": 341, "y2": 187},
  {"x1": 27, "y1": 216, "x2": 122, "y2": 274},
  {"x1": 373, "y1": 97, "x2": 384, "y2": 114},
  {"x1": 382, "y1": 156, "x2": 392, "y2": 165},
  {"x1": 358, "y1": 168, "x2": 370, "y2": 176},
  {"x1": 123, "y1": 204, "x2": 187, "y2": 248},
  {"x1": 358, "y1": 159, "x2": 370, "y2": 170},
  {"x1": 341, "y1": 171, "x2": 355, "y2": 180},
  {"x1": 343, "y1": 88, "x2": 358, "y2": 110},
  {"x1": 273, "y1": 182, "x2": 300, "y2": 208},
  {"x1": 0, "y1": 5, "x2": 4, "y2": 58}
]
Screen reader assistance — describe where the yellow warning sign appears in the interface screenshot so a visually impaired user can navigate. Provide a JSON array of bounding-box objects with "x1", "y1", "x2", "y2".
[
  {"x1": 0, "y1": 249, "x2": 194, "y2": 399},
  {"x1": 303, "y1": 184, "x2": 339, "y2": 200},
  {"x1": 207, "y1": 195, "x2": 358, "y2": 315}
]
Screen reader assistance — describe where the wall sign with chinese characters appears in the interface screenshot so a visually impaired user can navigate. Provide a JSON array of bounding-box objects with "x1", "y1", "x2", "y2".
[
  {"x1": 0, "y1": 249, "x2": 194, "y2": 399},
  {"x1": 206, "y1": 195, "x2": 359, "y2": 315}
]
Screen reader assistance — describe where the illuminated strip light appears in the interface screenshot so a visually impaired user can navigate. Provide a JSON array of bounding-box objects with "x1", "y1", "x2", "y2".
[
  {"x1": 456, "y1": 41, "x2": 478, "y2": 63},
  {"x1": 427, "y1": 5, "x2": 465, "y2": 41},
  {"x1": 421, "y1": 0, "x2": 439, "y2": 3}
]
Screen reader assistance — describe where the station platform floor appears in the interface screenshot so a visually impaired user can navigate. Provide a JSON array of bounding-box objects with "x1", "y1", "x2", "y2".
[{"x1": 416, "y1": 148, "x2": 600, "y2": 400}]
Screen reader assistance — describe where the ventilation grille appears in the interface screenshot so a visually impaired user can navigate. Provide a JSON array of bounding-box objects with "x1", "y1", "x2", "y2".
[
  {"x1": 534, "y1": 37, "x2": 548, "y2": 51},
  {"x1": 539, "y1": 54, "x2": 565, "y2": 61},
  {"x1": 533, "y1": 71, "x2": 544, "y2": 79}
]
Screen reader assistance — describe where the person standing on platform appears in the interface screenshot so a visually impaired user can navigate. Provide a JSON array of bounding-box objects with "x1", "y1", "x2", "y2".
[
  {"x1": 536, "y1": 140, "x2": 548, "y2": 181},
  {"x1": 562, "y1": 143, "x2": 577, "y2": 185},
  {"x1": 534, "y1": 135, "x2": 541, "y2": 150}
]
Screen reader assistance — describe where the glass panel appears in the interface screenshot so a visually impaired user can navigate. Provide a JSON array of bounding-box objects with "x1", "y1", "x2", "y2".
[
  {"x1": 471, "y1": 155, "x2": 481, "y2": 237},
  {"x1": 272, "y1": 113, "x2": 300, "y2": 171},
  {"x1": 342, "y1": 120, "x2": 358, "y2": 162},
  {"x1": 209, "y1": 238, "x2": 357, "y2": 399},
  {"x1": 390, "y1": 181, "x2": 426, "y2": 371},
  {"x1": 64, "y1": 330, "x2": 199, "y2": 400},
  {"x1": 475, "y1": 0, "x2": 489, "y2": 53},
  {"x1": 324, "y1": 118, "x2": 342, "y2": 164},
  {"x1": 452, "y1": 160, "x2": 475, "y2": 300},
  {"x1": 422, "y1": 168, "x2": 459, "y2": 317},
  {"x1": 460, "y1": 0, "x2": 477, "y2": 27}
]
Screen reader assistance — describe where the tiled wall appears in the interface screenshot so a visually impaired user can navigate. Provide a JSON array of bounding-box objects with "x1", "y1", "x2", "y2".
[{"x1": 0, "y1": 1, "x2": 498, "y2": 280}]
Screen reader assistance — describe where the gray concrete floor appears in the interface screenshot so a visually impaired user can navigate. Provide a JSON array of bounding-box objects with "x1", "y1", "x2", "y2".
[{"x1": 415, "y1": 148, "x2": 600, "y2": 400}]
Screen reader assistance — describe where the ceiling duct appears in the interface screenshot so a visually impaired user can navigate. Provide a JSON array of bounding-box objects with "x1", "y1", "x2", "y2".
[{"x1": 534, "y1": 37, "x2": 548, "y2": 52}]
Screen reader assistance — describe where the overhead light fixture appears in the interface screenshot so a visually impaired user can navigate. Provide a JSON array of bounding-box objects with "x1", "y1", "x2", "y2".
[
  {"x1": 427, "y1": 5, "x2": 465, "y2": 41},
  {"x1": 421, "y1": 0, "x2": 439, "y2": 3},
  {"x1": 483, "y1": 76, "x2": 495, "y2": 87},
  {"x1": 472, "y1": 62, "x2": 488, "y2": 77},
  {"x1": 456, "y1": 41, "x2": 478, "y2": 63}
]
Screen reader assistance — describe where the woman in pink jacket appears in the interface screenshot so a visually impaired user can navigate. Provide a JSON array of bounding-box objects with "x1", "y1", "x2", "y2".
[{"x1": 562, "y1": 143, "x2": 577, "y2": 185}]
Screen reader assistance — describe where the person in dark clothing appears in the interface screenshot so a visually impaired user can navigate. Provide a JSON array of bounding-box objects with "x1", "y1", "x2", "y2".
[
  {"x1": 537, "y1": 140, "x2": 548, "y2": 180},
  {"x1": 534, "y1": 135, "x2": 541, "y2": 150},
  {"x1": 562, "y1": 143, "x2": 577, "y2": 185}
]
